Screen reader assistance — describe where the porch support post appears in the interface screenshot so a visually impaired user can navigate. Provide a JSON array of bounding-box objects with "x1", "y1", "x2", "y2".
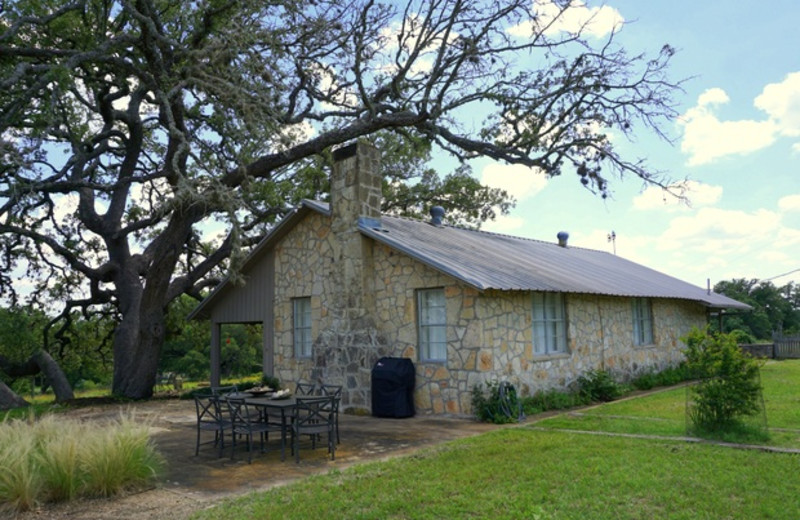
[
  {"x1": 262, "y1": 320, "x2": 273, "y2": 378},
  {"x1": 210, "y1": 322, "x2": 221, "y2": 387}
]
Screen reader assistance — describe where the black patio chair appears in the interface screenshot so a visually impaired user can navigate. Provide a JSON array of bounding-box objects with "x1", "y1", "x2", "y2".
[
  {"x1": 211, "y1": 384, "x2": 238, "y2": 397},
  {"x1": 226, "y1": 397, "x2": 286, "y2": 463},
  {"x1": 193, "y1": 393, "x2": 230, "y2": 458},
  {"x1": 295, "y1": 382, "x2": 317, "y2": 396},
  {"x1": 320, "y1": 384, "x2": 343, "y2": 444},
  {"x1": 291, "y1": 395, "x2": 336, "y2": 463}
]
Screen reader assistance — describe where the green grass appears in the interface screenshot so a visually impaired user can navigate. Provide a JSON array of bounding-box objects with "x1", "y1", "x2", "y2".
[
  {"x1": 193, "y1": 360, "x2": 800, "y2": 520},
  {"x1": 192, "y1": 429, "x2": 800, "y2": 520},
  {"x1": 535, "y1": 360, "x2": 800, "y2": 448}
]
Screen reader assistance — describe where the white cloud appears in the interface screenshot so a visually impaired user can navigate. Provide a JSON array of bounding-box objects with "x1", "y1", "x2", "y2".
[
  {"x1": 509, "y1": 0, "x2": 624, "y2": 39},
  {"x1": 658, "y1": 207, "x2": 781, "y2": 254},
  {"x1": 633, "y1": 181, "x2": 722, "y2": 211},
  {"x1": 679, "y1": 88, "x2": 777, "y2": 165},
  {"x1": 778, "y1": 193, "x2": 800, "y2": 212},
  {"x1": 480, "y1": 162, "x2": 549, "y2": 201},
  {"x1": 754, "y1": 71, "x2": 800, "y2": 138},
  {"x1": 680, "y1": 72, "x2": 800, "y2": 165},
  {"x1": 481, "y1": 214, "x2": 527, "y2": 234}
]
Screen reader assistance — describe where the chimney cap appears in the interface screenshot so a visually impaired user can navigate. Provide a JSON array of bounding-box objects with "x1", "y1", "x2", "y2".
[
  {"x1": 429, "y1": 206, "x2": 445, "y2": 227},
  {"x1": 557, "y1": 231, "x2": 569, "y2": 247},
  {"x1": 332, "y1": 142, "x2": 358, "y2": 162}
]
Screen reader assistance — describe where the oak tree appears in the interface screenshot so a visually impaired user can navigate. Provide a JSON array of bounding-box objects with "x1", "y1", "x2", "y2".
[{"x1": 0, "y1": 0, "x2": 681, "y2": 399}]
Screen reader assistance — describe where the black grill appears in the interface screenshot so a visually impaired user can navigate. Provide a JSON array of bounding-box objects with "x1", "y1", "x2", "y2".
[{"x1": 371, "y1": 357, "x2": 415, "y2": 418}]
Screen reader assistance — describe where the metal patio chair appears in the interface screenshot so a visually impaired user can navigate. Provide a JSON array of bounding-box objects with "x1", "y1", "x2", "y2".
[
  {"x1": 295, "y1": 382, "x2": 317, "y2": 396},
  {"x1": 193, "y1": 393, "x2": 230, "y2": 458},
  {"x1": 226, "y1": 397, "x2": 286, "y2": 463},
  {"x1": 291, "y1": 395, "x2": 336, "y2": 463},
  {"x1": 211, "y1": 384, "x2": 238, "y2": 397},
  {"x1": 320, "y1": 384, "x2": 343, "y2": 444}
]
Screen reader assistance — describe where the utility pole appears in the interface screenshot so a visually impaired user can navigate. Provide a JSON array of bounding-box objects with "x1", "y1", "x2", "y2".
[{"x1": 607, "y1": 230, "x2": 616, "y2": 255}]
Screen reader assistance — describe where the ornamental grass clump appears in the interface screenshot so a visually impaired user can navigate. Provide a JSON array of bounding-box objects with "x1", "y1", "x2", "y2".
[
  {"x1": 0, "y1": 411, "x2": 164, "y2": 513},
  {"x1": 683, "y1": 327, "x2": 768, "y2": 441}
]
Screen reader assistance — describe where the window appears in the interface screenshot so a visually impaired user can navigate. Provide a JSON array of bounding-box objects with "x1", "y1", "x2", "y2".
[
  {"x1": 418, "y1": 288, "x2": 447, "y2": 362},
  {"x1": 532, "y1": 293, "x2": 567, "y2": 355},
  {"x1": 293, "y1": 297, "x2": 312, "y2": 358},
  {"x1": 632, "y1": 298, "x2": 654, "y2": 346}
]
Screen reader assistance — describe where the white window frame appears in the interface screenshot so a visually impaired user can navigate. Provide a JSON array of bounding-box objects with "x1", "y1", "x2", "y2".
[
  {"x1": 418, "y1": 288, "x2": 447, "y2": 362},
  {"x1": 532, "y1": 292, "x2": 568, "y2": 355},
  {"x1": 632, "y1": 297, "x2": 654, "y2": 346},
  {"x1": 293, "y1": 297, "x2": 312, "y2": 358}
]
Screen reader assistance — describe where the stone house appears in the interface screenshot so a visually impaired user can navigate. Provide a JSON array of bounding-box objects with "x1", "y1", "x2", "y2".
[{"x1": 189, "y1": 142, "x2": 748, "y2": 416}]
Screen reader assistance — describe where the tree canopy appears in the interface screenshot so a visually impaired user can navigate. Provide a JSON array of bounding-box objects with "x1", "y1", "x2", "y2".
[
  {"x1": 0, "y1": 0, "x2": 682, "y2": 399},
  {"x1": 714, "y1": 279, "x2": 800, "y2": 340}
]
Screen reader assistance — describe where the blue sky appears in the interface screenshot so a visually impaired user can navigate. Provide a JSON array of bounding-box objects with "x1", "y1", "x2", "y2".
[{"x1": 469, "y1": 0, "x2": 800, "y2": 290}]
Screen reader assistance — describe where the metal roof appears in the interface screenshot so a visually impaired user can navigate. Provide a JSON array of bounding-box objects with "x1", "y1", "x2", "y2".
[
  {"x1": 357, "y1": 210, "x2": 750, "y2": 310},
  {"x1": 190, "y1": 199, "x2": 750, "y2": 320}
]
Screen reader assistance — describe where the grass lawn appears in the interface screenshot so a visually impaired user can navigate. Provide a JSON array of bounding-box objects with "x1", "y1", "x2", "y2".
[
  {"x1": 192, "y1": 429, "x2": 799, "y2": 520},
  {"x1": 193, "y1": 360, "x2": 800, "y2": 520},
  {"x1": 536, "y1": 360, "x2": 800, "y2": 449}
]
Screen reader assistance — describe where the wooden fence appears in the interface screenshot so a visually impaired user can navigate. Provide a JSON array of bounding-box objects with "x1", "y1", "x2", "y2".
[{"x1": 773, "y1": 334, "x2": 800, "y2": 359}]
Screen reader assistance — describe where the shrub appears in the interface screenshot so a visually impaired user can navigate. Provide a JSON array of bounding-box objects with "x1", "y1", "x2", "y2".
[
  {"x1": 521, "y1": 388, "x2": 586, "y2": 415},
  {"x1": 471, "y1": 381, "x2": 524, "y2": 424},
  {"x1": 0, "y1": 412, "x2": 163, "y2": 512},
  {"x1": 683, "y1": 327, "x2": 766, "y2": 436},
  {"x1": 576, "y1": 369, "x2": 626, "y2": 402},
  {"x1": 631, "y1": 363, "x2": 692, "y2": 390},
  {"x1": 728, "y1": 328, "x2": 757, "y2": 345}
]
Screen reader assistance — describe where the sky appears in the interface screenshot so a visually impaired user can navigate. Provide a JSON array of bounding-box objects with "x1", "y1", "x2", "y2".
[{"x1": 466, "y1": 0, "x2": 800, "y2": 290}]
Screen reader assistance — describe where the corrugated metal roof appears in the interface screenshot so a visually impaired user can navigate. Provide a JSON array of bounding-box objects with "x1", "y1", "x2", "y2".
[
  {"x1": 190, "y1": 199, "x2": 750, "y2": 320},
  {"x1": 358, "y1": 211, "x2": 750, "y2": 310}
]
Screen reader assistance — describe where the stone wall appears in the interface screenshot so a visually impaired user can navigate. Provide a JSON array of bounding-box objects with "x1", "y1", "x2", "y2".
[{"x1": 272, "y1": 214, "x2": 708, "y2": 416}]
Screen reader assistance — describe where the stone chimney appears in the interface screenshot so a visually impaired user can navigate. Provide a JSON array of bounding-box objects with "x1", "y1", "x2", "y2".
[
  {"x1": 316, "y1": 141, "x2": 388, "y2": 408},
  {"x1": 331, "y1": 142, "x2": 382, "y2": 232},
  {"x1": 329, "y1": 141, "x2": 382, "y2": 325}
]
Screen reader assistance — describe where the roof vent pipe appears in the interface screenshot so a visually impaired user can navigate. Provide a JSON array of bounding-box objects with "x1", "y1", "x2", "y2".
[
  {"x1": 429, "y1": 206, "x2": 445, "y2": 227},
  {"x1": 557, "y1": 231, "x2": 569, "y2": 247}
]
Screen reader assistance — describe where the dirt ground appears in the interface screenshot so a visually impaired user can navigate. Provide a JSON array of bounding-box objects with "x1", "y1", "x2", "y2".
[{"x1": 13, "y1": 398, "x2": 500, "y2": 520}]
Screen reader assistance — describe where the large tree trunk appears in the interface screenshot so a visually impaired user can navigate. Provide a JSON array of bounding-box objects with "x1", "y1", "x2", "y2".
[
  {"x1": 111, "y1": 227, "x2": 182, "y2": 399},
  {"x1": 0, "y1": 350, "x2": 74, "y2": 408},
  {"x1": 111, "y1": 308, "x2": 165, "y2": 400},
  {"x1": 33, "y1": 350, "x2": 74, "y2": 401},
  {"x1": 0, "y1": 381, "x2": 30, "y2": 410}
]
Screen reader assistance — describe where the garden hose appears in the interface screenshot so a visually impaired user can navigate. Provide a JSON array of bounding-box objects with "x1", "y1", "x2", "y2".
[{"x1": 497, "y1": 381, "x2": 525, "y2": 422}]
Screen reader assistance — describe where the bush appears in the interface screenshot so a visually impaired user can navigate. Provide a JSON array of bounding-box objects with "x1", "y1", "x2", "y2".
[
  {"x1": 521, "y1": 388, "x2": 586, "y2": 415},
  {"x1": 0, "y1": 413, "x2": 163, "y2": 512},
  {"x1": 576, "y1": 369, "x2": 626, "y2": 402},
  {"x1": 683, "y1": 327, "x2": 766, "y2": 436},
  {"x1": 728, "y1": 328, "x2": 757, "y2": 345},
  {"x1": 631, "y1": 363, "x2": 692, "y2": 390},
  {"x1": 471, "y1": 381, "x2": 524, "y2": 424}
]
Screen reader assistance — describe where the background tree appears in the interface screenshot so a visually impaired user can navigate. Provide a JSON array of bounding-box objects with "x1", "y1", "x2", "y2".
[
  {"x1": 1, "y1": 0, "x2": 682, "y2": 400},
  {"x1": 714, "y1": 279, "x2": 800, "y2": 340}
]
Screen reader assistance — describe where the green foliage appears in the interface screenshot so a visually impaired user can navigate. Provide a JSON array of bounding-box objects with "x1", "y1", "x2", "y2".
[
  {"x1": 0, "y1": 413, "x2": 163, "y2": 512},
  {"x1": 471, "y1": 381, "x2": 523, "y2": 424},
  {"x1": 630, "y1": 363, "x2": 692, "y2": 390},
  {"x1": 683, "y1": 327, "x2": 766, "y2": 437},
  {"x1": 728, "y1": 328, "x2": 757, "y2": 344},
  {"x1": 521, "y1": 388, "x2": 588, "y2": 415},
  {"x1": 261, "y1": 375, "x2": 280, "y2": 390},
  {"x1": 714, "y1": 279, "x2": 800, "y2": 339},
  {"x1": 576, "y1": 369, "x2": 627, "y2": 402}
]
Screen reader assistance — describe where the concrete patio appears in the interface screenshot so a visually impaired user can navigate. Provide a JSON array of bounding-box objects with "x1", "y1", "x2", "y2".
[{"x1": 21, "y1": 397, "x2": 502, "y2": 519}]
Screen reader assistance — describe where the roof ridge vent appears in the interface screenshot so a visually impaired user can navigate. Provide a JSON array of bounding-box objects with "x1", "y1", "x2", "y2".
[
  {"x1": 557, "y1": 231, "x2": 569, "y2": 247},
  {"x1": 429, "y1": 206, "x2": 445, "y2": 227}
]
